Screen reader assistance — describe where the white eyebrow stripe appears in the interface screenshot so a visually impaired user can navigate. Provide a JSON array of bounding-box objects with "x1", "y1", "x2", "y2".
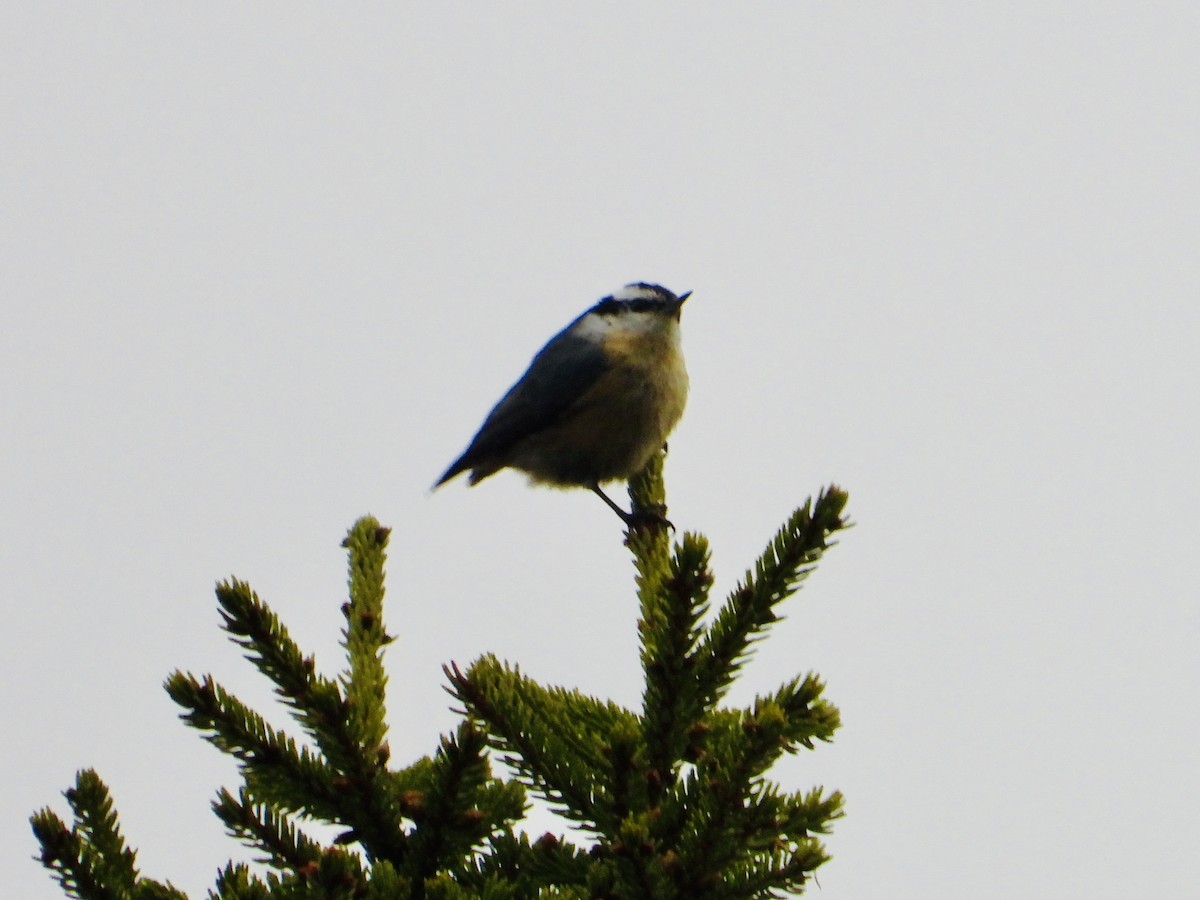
[{"x1": 610, "y1": 283, "x2": 668, "y2": 302}]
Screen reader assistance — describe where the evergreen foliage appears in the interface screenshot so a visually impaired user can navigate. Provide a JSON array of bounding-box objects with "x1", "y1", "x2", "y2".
[{"x1": 32, "y1": 458, "x2": 849, "y2": 898}]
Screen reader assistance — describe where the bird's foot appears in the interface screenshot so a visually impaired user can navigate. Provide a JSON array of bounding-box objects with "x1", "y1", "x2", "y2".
[
  {"x1": 621, "y1": 504, "x2": 674, "y2": 533},
  {"x1": 591, "y1": 483, "x2": 673, "y2": 532}
]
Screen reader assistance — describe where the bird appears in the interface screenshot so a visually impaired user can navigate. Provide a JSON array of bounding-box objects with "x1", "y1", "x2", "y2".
[{"x1": 434, "y1": 282, "x2": 690, "y2": 526}]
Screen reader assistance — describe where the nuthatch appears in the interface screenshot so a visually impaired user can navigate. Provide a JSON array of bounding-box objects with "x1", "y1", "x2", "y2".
[{"x1": 435, "y1": 282, "x2": 690, "y2": 525}]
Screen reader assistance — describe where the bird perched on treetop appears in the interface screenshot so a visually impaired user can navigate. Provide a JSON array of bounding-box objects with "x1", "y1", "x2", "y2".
[{"x1": 434, "y1": 282, "x2": 690, "y2": 526}]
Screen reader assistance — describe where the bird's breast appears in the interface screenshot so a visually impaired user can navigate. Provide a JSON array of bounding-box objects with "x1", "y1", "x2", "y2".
[{"x1": 504, "y1": 323, "x2": 688, "y2": 486}]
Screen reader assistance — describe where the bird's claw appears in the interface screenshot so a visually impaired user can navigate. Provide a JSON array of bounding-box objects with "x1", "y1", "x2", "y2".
[{"x1": 622, "y1": 505, "x2": 674, "y2": 533}]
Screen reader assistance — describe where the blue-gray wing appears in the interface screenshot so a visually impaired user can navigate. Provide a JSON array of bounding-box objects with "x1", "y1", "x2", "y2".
[{"x1": 436, "y1": 327, "x2": 608, "y2": 485}]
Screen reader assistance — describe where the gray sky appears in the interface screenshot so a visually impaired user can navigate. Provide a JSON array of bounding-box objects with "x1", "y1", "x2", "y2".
[{"x1": 3, "y1": 4, "x2": 1197, "y2": 897}]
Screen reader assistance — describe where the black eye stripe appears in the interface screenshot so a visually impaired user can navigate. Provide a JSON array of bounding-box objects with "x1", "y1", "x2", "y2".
[{"x1": 593, "y1": 296, "x2": 676, "y2": 316}]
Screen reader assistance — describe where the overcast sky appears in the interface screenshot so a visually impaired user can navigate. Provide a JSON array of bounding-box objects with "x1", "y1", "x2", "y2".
[{"x1": 3, "y1": 4, "x2": 1197, "y2": 898}]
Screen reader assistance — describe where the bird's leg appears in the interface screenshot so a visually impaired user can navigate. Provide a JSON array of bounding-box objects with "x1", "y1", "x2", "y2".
[
  {"x1": 590, "y1": 483, "x2": 631, "y2": 520},
  {"x1": 590, "y1": 483, "x2": 673, "y2": 531}
]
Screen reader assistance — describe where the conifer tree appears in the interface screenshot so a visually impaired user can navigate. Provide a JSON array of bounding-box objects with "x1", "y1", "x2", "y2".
[{"x1": 32, "y1": 456, "x2": 849, "y2": 898}]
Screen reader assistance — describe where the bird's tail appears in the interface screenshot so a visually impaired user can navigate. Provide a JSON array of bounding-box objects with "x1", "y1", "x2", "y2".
[{"x1": 432, "y1": 457, "x2": 468, "y2": 490}]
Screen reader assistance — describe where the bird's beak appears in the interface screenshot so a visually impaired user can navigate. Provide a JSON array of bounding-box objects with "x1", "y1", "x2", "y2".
[{"x1": 675, "y1": 290, "x2": 692, "y2": 319}]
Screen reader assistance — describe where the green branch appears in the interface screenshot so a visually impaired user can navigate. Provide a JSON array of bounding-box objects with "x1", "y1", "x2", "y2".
[
  {"x1": 445, "y1": 656, "x2": 638, "y2": 832},
  {"x1": 212, "y1": 788, "x2": 322, "y2": 870},
  {"x1": 31, "y1": 770, "x2": 187, "y2": 900},
  {"x1": 340, "y1": 518, "x2": 392, "y2": 753},
  {"x1": 35, "y1": 465, "x2": 851, "y2": 900},
  {"x1": 639, "y1": 532, "x2": 714, "y2": 797},
  {"x1": 695, "y1": 486, "x2": 849, "y2": 706},
  {"x1": 211, "y1": 580, "x2": 352, "y2": 771}
]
